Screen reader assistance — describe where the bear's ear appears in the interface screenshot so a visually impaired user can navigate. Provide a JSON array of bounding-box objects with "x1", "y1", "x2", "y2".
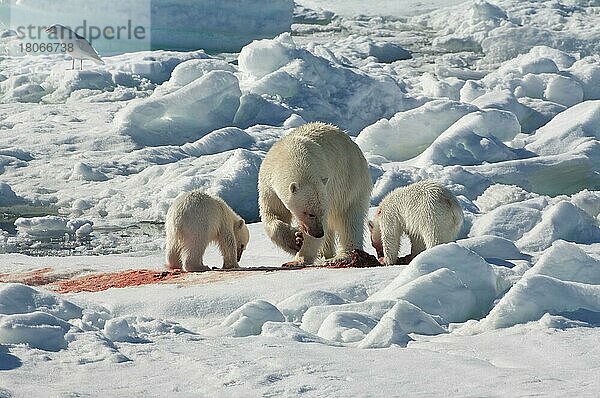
[
  {"x1": 321, "y1": 177, "x2": 329, "y2": 186},
  {"x1": 236, "y1": 219, "x2": 245, "y2": 229},
  {"x1": 289, "y1": 182, "x2": 298, "y2": 194},
  {"x1": 367, "y1": 220, "x2": 374, "y2": 231}
]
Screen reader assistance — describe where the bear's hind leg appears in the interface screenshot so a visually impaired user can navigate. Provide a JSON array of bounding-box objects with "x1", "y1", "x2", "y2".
[
  {"x1": 422, "y1": 225, "x2": 449, "y2": 249},
  {"x1": 407, "y1": 234, "x2": 427, "y2": 262},
  {"x1": 165, "y1": 240, "x2": 182, "y2": 270}
]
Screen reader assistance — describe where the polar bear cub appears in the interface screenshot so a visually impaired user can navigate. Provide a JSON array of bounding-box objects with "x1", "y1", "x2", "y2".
[
  {"x1": 165, "y1": 191, "x2": 250, "y2": 271},
  {"x1": 368, "y1": 180, "x2": 463, "y2": 265},
  {"x1": 258, "y1": 122, "x2": 372, "y2": 265}
]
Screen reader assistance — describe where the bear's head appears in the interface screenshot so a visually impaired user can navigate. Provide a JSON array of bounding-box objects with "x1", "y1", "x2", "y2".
[
  {"x1": 234, "y1": 219, "x2": 250, "y2": 261},
  {"x1": 286, "y1": 178, "x2": 328, "y2": 239},
  {"x1": 367, "y1": 216, "x2": 384, "y2": 259}
]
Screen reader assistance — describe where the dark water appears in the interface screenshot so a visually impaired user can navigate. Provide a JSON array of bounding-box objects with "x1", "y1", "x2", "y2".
[
  {"x1": 0, "y1": 205, "x2": 59, "y2": 234},
  {"x1": 1, "y1": 205, "x2": 164, "y2": 256}
]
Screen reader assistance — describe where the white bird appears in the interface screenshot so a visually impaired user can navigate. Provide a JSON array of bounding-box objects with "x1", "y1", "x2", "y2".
[{"x1": 45, "y1": 24, "x2": 104, "y2": 70}]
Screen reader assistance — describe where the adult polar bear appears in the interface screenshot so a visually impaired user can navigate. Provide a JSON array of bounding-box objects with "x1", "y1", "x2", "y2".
[{"x1": 258, "y1": 122, "x2": 372, "y2": 266}]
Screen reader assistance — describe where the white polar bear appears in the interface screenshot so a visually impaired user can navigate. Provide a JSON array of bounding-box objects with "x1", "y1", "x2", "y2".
[
  {"x1": 368, "y1": 180, "x2": 463, "y2": 266},
  {"x1": 165, "y1": 191, "x2": 249, "y2": 271},
  {"x1": 258, "y1": 122, "x2": 372, "y2": 265}
]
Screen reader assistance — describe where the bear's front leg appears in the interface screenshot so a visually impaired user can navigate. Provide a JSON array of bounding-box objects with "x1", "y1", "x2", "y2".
[
  {"x1": 382, "y1": 234, "x2": 402, "y2": 266},
  {"x1": 265, "y1": 218, "x2": 303, "y2": 254},
  {"x1": 218, "y1": 228, "x2": 241, "y2": 269},
  {"x1": 325, "y1": 207, "x2": 365, "y2": 266},
  {"x1": 260, "y1": 188, "x2": 302, "y2": 254}
]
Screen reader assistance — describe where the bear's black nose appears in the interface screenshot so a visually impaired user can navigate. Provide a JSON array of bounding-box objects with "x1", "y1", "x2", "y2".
[{"x1": 309, "y1": 226, "x2": 324, "y2": 239}]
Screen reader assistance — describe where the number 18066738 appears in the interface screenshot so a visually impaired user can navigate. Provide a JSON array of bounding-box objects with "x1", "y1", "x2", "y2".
[{"x1": 19, "y1": 42, "x2": 74, "y2": 54}]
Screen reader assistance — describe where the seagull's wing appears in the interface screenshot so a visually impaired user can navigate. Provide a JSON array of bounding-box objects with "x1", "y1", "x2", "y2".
[
  {"x1": 58, "y1": 26, "x2": 104, "y2": 64},
  {"x1": 73, "y1": 31, "x2": 86, "y2": 41},
  {"x1": 74, "y1": 37, "x2": 104, "y2": 64}
]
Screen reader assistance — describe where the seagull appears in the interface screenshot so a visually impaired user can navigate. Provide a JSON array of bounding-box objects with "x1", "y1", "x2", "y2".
[{"x1": 45, "y1": 24, "x2": 104, "y2": 70}]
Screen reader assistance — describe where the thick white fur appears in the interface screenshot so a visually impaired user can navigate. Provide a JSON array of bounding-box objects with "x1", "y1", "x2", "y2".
[
  {"x1": 165, "y1": 191, "x2": 249, "y2": 271},
  {"x1": 370, "y1": 180, "x2": 463, "y2": 265},
  {"x1": 258, "y1": 122, "x2": 372, "y2": 265}
]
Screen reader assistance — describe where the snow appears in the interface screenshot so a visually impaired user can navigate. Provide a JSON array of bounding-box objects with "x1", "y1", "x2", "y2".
[
  {"x1": 158, "y1": 59, "x2": 237, "y2": 94},
  {"x1": 316, "y1": 311, "x2": 379, "y2": 343},
  {"x1": 470, "y1": 90, "x2": 529, "y2": 126},
  {"x1": 70, "y1": 162, "x2": 109, "y2": 182},
  {"x1": 356, "y1": 100, "x2": 478, "y2": 162},
  {"x1": 475, "y1": 275, "x2": 600, "y2": 330},
  {"x1": 277, "y1": 290, "x2": 347, "y2": 323},
  {"x1": 411, "y1": 109, "x2": 523, "y2": 167},
  {"x1": 524, "y1": 100, "x2": 600, "y2": 155},
  {"x1": 0, "y1": 283, "x2": 82, "y2": 320},
  {"x1": 474, "y1": 183, "x2": 537, "y2": 212},
  {"x1": 572, "y1": 189, "x2": 600, "y2": 219},
  {"x1": 15, "y1": 216, "x2": 94, "y2": 239},
  {"x1": 115, "y1": 70, "x2": 242, "y2": 147},
  {"x1": 301, "y1": 300, "x2": 396, "y2": 335},
  {"x1": 469, "y1": 197, "x2": 549, "y2": 240},
  {"x1": 0, "y1": 311, "x2": 72, "y2": 351},
  {"x1": 457, "y1": 235, "x2": 529, "y2": 261},
  {"x1": 239, "y1": 33, "x2": 417, "y2": 134},
  {"x1": 100, "y1": 148, "x2": 263, "y2": 221},
  {"x1": 357, "y1": 300, "x2": 447, "y2": 348},
  {"x1": 570, "y1": 57, "x2": 600, "y2": 100},
  {"x1": 543, "y1": 75, "x2": 584, "y2": 107},
  {"x1": 371, "y1": 244, "x2": 499, "y2": 323},
  {"x1": 358, "y1": 41, "x2": 412, "y2": 64},
  {"x1": 296, "y1": 0, "x2": 468, "y2": 17},
  {"x1": 219, "y1": 300, "x2": 285, "y2": 337},
  {"x1": 363, "y1": 300, "x2": 446, "y2": 342},
  {"x1": 517, "y1": 201, "x2": 600, "y2": 252},
  {"x1": 238, "y1": 36, "x2": 297, "y2": 79},
  {"x1": 1, "y1": 50, "x2": 210, "y2": 103},
  {"x1": 530, "y1": 240, "x2": 600, "y2": 285},
  {"x1": 2, "y1": 0, "x2": 600, "y2": 395}
]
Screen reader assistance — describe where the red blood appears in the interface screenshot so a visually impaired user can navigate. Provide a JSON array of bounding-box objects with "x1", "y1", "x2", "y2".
[
  {"x1": 0, "y1": 267, "x2": 55, "y2": 286},
  {"x1": 52, "y1": 269, "x2": 185, "y2": 293}
]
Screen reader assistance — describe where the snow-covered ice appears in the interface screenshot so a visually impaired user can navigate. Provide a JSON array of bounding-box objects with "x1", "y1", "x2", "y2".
[{"x1": 2, "y1": 0, "x2": 600, "y2": 396}]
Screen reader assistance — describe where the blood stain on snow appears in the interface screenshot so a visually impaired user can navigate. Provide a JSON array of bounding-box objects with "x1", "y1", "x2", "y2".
[
  {"x1": 1, "y1": 255, "x2": 383, "y2": 295},
  {"x1": 53, "y1": 269, "x2": 186, "y2": 293},
  {"x1": 0, "y1": 267, "x2": 57, "y2": 286}
]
